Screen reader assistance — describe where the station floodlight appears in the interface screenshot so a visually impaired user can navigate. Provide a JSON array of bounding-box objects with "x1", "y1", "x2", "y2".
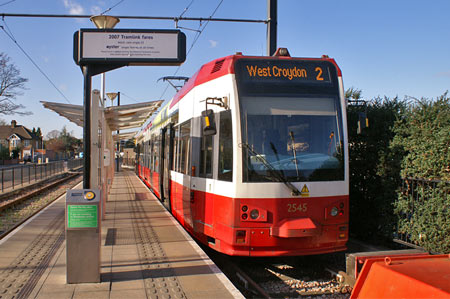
[
  {"x1": 90, "y1": 15, "x2": 120, "y2": 29},
  {"x1": 106, "y1": 92, "x2": 118, "y2": 106}
]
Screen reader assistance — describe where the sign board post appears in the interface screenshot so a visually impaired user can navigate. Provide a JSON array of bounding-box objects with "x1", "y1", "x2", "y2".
[{"x1": 66, "y1": 189, "x2": 101, "y2": 283}]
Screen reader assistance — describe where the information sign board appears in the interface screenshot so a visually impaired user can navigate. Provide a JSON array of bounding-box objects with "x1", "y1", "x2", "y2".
[
  {"x1": 74, "y1": 29, "x2": 186, "y2": 66},
  {"x1": 67, "y1": 205, "x2": 98, "y2": 228}
]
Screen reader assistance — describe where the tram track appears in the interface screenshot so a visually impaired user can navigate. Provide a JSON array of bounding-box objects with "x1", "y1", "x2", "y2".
[
  {"x1": 0, "y1": 172, "x2": 82, "y2": 298},
  {"x1": 0, "y1": 172, "x2": 82, "y2": 240},
  {"x1": 206, "y1": 248, "x2": 352, "y2": 298}
]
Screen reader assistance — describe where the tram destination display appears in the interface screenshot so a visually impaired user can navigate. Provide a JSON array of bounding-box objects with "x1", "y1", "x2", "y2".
[
  {"x1": 235, "y1": 58, "x2": 338, "y2": 96},
  {"x1": 238, "y1": 59, "x2": 332, "y2": 84}
]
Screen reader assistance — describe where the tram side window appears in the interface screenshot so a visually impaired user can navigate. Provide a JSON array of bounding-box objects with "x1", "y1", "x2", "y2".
[
  {"x1": 147, "y1": 140, "x2": 153, "y2": 169},
  {"x1": 139, "y1": 142, "x2": 143, "y2": 167},
  {"x1": 173, "y1": 126, "x2": 180, "y2": 171},
  {"x1": 145, "y1": 142, "x2": 148, "y2": 168},
  {"x1": 218, "y1": 110, "x2": 233, "y2": 181},
  {"x1": 178, "y1": 120, "x2": 191, "y2": 175},
  {"x1": 145, "y1": 140, "x2": 149, "y2": 169},
  {"x1": 153, "y1": 138, "x2": 159, "y2": 172}
]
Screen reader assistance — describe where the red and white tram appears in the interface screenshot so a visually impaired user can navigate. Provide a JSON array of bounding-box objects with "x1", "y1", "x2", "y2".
[{"x1": 136, "y1": 48, "x2": 349, "y2": 256}]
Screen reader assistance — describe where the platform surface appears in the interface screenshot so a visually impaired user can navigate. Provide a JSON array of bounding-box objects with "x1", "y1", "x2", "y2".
[{"x1": 0, "y1": 170, "x2": 243, "y2": 299}]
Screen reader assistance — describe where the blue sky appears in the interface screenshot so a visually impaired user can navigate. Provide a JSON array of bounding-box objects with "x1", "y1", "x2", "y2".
[{"x1": 1, "y1": 0, "x2": 449, "y2": 138}]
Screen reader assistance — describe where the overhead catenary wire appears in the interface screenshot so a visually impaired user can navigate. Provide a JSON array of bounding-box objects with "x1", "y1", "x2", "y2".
[
  {"x1": 120, "y1": 92, "x2": 139, "y2": 103},
  {"x1": 0, "y1": 19, "x2": 72, "y2": 104},
  {"x1": 158, "y1": 0, "x2": 225, "y2": 102},
  {"x1": 100, "y1": 0, "x2": 125, "y2": 16},
  {"x1": 179, "y1": 0, "x2": 195, "y2": 18},
  {"x1": 0, "y1": 13, "x2": 266, "y2": 24},
  {"x1": 0, "y1": 0, "x2": 16, "y2": 8}
]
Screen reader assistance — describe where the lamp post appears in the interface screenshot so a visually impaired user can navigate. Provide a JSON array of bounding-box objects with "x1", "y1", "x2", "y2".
[{"x1": 107, "y1": 92, "x2": 120, "y2": 172}]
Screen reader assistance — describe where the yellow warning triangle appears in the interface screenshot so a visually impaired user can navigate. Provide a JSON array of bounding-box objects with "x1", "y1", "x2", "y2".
[{"x1": 301, "y1": 185, "x2": 309, "y2": 194}]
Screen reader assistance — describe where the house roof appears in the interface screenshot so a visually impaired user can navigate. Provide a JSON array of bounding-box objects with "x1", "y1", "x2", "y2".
[{"x1": 0, "y1": 124, "x2": 38, "y2": 141}]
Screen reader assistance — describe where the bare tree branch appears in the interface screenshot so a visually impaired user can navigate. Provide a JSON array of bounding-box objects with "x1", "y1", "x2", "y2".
[{"x1": 0, "y1": 52, "x2": 31, "y2": 115}]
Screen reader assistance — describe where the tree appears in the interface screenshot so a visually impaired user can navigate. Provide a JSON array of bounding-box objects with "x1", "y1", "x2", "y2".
[
  {"x1": 44, "y1": 126, "x2": 81, "y2": 158},
  {"x1": 0, "y1": 147, "x2": 10, "y2": 160},
  {"x1": 46, "y1": 129, "x2": 60, "y2": 140},
  {"x1": 345, "y1": 87, "x2": 362, "y2": 101},
  {"x1": 0, "y1": 53, "x2": 31, "y2": 116}
]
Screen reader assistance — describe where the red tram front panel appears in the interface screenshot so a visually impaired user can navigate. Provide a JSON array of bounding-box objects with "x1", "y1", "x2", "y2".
[{"x1": 171, "y1": 182, "x2": 348, "y2": 256}]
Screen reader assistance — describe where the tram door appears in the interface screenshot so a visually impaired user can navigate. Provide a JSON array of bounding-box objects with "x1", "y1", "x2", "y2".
[{"x1": 159, "y1": 124, "x2": 174, "y2": 211}]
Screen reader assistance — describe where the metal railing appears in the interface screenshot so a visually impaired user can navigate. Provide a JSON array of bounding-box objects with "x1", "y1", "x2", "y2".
[
  {"x1": 394, "y1": 177, "x2": 450, "y2": 250},
  {"x1": 0, "y1": 159, "x2": 83, "y2": 193}
]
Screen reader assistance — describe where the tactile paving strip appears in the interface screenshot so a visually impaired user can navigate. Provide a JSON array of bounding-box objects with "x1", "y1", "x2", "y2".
[
  {"x1": 125, "y1": 176, "x2": 186, "y2": 299},
  {"x1": 0, "y1": 211, "x2": 64, "y2": 299}
]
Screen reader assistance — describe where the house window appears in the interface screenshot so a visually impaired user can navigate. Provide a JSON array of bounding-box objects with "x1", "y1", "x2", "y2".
[
  {"x1": 24, "y1": 140, "x2": 30, "y2": 147},
  {"x1": 11, "y1": 139, "x2": 19, "y2": 148}
]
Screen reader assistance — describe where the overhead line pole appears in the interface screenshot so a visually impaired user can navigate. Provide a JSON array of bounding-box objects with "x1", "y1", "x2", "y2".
[
  {"x1": 267, "y1": 0, "x2": 277, "y2": 56},
  {"x1": 0, "y1": 13, "x2": 268, "y2": 24}
]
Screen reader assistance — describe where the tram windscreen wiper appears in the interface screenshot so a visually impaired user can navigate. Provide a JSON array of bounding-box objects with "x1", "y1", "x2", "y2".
[
  {"x1": 289, "y1": 131, "x2": 300, "y2": 179},
  {"x1": 241, "y1": 143, "x2": 301, "y2": 196}
]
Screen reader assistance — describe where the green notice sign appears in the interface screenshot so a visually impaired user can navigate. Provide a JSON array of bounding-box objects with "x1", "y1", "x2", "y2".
[{"x1": 68, "y1": 205, "x2": 98, "y2": 228}]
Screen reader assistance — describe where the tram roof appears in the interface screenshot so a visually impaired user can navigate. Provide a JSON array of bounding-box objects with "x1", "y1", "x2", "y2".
[{"x1": 41, "y1": 100, "x2": 163, "y2": 140}]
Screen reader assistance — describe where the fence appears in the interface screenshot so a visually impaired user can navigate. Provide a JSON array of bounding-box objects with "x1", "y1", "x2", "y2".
[
  {"x1": 0, "y1": 159, "x2": 83, "y2": 193},
  {"x1": 394, "y1": 177, "x2": 450, "y2": 251}
]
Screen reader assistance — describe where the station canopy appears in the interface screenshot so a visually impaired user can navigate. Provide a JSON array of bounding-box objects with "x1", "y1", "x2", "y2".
[{"x1": 41, "y1": 100, "x2": 163, "y2": 141}]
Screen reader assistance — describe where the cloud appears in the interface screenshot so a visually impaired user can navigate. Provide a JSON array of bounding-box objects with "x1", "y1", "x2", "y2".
[
  {"x1": 435, "y1": 71, "x2": 450, "y2": 78},
  {"x1": 59, "y1": 84, "x2": 68, "y2": 92},
  {"x1": 209, "y1": 40, "x2": 218, "y2": 48},
  {"x1": 63, "y1": 0, "x2": 85, "y2": 15},
  {"x1": 90, "y1": 6, "x2": 102, "y2": 16}
]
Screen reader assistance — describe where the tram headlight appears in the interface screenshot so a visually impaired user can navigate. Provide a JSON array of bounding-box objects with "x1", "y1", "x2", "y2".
[
  {"x1": 330, "y1": 207, "x2": 339, "y2": 217},
  {"x1": 250, "y1": 209, "x2": 259, "y2": 220},
  {"x1": 242, "y1": 205, "x2": 248, "y2": 212}
]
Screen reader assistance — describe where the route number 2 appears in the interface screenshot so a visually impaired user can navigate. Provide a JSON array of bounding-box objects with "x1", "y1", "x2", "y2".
[
  {"x1": 287, "y1": 203, "x2": 308, "y2": 213},
  {"x1": 315, "y1": 67, "x2": 324, "y2": 81}
]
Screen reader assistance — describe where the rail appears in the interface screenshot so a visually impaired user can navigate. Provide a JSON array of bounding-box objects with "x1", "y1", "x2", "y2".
[
  {"x1": 0, "y1": 159, "x2": 83, "y2": 193},
  {"x1": 394, "y1": 177, "x2": 450, "y2": 250}
]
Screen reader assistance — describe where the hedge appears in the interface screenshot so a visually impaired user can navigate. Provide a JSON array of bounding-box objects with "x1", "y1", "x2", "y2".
[{"x1": 347, "y1": 92, "x2": 450, "y2": 253}]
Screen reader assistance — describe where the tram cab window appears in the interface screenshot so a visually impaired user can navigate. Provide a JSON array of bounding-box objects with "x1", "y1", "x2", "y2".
[
  {"x1": 200, "y1": 134, "x2": 213, "y2": 178},
  {"x1": 218, "y1": 110, "x2": 233, "y2": 181},
  {"x1": 241, "y1": 96, "x2": 344, "y2": 182}
]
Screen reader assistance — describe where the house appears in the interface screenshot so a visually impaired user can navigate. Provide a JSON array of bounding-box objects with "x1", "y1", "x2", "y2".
[{"x1": 0, "y1": 120, "x2": 43, "y2": 160}]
